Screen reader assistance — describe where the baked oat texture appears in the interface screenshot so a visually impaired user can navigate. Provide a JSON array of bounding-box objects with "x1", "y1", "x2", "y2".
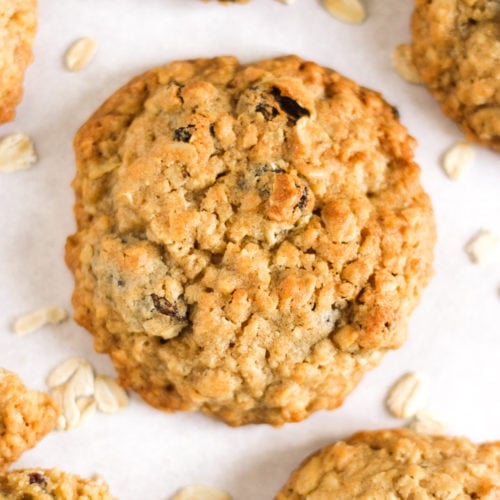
[
  {"x1": 0, "y1": 0, "x2": 37, "y2": 124},
  {"x1": 411, "y1": 0, "x2": 500, "y2": 151},
  {"x1": 0, "y1": 469, "x2": 115, "y2": 499},
  {"x1": 276, "y1": 428, "x2": 500, "y2": 499},
  {"x1": 66, "y1": 55, "x2": 435, "y2": 426},
  {"x1": 0, "y1": 369, "x2": 58, "y2": 471},
  {"x1": 0, "y1": 368, "x2": 59, "y2": 471}
]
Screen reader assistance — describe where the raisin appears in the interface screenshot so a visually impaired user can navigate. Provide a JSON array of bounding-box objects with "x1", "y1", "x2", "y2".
[
  {"x1": 270, "y1": 87, "x2": 310, "y2": 125},
  {"x1": 28, "y1": 472, "x2": 46, "y2": 486},
  {"x1": 390, "y1": 105, "x2": 400, "y2": 119},
  {"x1": 297, "y1": 187, "x2": 309, "y2": 209},
  {"x1": 255, "y1": 103, "x2": 279, "y2": 121},
  {"x1": 151, "y1": 294, "x2": 185, "y2": 321},
  {"x1": 254, "y1": 164, "x2": 285, "y2": 176},
  {"x1": 173, "y1": 125, "x2": 195, "y2": 143}
]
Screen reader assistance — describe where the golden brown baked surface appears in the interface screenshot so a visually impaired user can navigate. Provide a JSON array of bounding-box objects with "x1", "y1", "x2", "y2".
[
  {"x1": 411, "y1": 0, "x2": 500, "y2": 151},
  {"x1": 66, "y1": 55, "x2": 435, "y2": 426},
  {"x1": 0, "y1": 469, "x2": 115, "y2": 499},
  {"x1": 0, "y1": 369, "x2": 58, "y2": 471},
  {"x1": 0, "y1": 0, "x2": 37, "y2": 124},
  {"x1": 276, "y1": 428, "x2": 500, "y2": 499}
]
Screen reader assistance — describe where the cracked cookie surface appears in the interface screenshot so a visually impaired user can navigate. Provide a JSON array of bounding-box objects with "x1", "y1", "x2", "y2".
[
  {"x1": 0, "y1": 369, "x2": 58, "y2": 470},
  {"x1": 0, "y1": 0, "x2": 37, "y2": 123},
  {"x1": 276, "y1": 428, "x2": 500, "y2": 499},
  {"x1": 0, "y1": 469, "x2": 115, "y2": 499},
  {"x1": 411, "y1": 0, "x2": 500, "y2": 151},
  {"x1": 66, "y1": 55, "x2": 435, "y2": 426}
]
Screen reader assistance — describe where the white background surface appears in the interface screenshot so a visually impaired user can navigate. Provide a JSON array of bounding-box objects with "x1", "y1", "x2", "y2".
[{"x1": 1, "y1": 0, "x2": 499, "y2": 498}]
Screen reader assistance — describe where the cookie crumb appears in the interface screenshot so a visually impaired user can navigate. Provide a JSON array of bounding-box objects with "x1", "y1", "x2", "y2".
[
  {"x1": 13, "y1": 307, "x2": 68, "y2": 335},
  {"x1": 322, "y1": 0, "x2": 366, "y2": 24},
  {"x1": 172, "y1": 486, "x2": 232, "y2": 500},
  {"x1": 441, "y1": 141, "x2": 474, "y2": 180},
  {"x1": 465, "y1": 230, "x2": 500, "y2": 264},
  {"x1": 386, "y1": 372, "x2": 428, "y2": 419},
  {"x1": 64, "y1": 37, "x2": 97, "y2": 72},
  {"x1": 391, "y1": 44, "x2": 422, "y2": 84},
  {"x1": 0, "y1": 133, "x2": 37, "y2": 173},
  {"x1": 408, "y1": 409, "x2": 445, "y2": 435}
]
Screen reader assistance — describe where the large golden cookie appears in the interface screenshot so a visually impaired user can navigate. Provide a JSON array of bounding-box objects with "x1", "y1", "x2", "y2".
[
  {"x1": 66, "y1": 55, "x2": 435, "y2": 426},
  {"x1": 412, "y1": 0, "x2": 500, "y2": 151},
  {"x1": 277, "y1": 428, "x2": 500, "y2": 499}
]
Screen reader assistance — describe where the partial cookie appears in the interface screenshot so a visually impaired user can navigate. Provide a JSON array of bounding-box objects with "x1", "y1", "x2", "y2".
[
  {"x1": 0, "y1": 469, "x2": 115, "y2": 499},
  {"x1": 66, "y1": 55, "x2": 435, "y2": 426},
  {"x1": 411, "y1": 0, "x2": 500, "y2": 151},
  {"x1": 0, "y1": 369, "x2": 59, "y2": 470},
  {"x1": 0, "y1": 0, "x2": 37, "y2": 124},
  {"x1": 276, "y1": 428, "x2": 500, "y2": 499}
]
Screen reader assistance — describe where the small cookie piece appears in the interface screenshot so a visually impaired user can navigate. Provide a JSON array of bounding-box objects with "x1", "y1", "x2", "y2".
[
  {"x1": 0, "y1": 468, "x2": 115, "y2": 499},
  {"x1": 66, "y1": 55, "x2": 435, "y2": 426},
  {"x1": 411, "y1": 0, "x2": 500, "y2": 151},
  {"x1": 276, "y1": 428, "x2": 500, "y2": 499},
  {"x1": 0, "y1": 0, "x2": 37, "y2": 124},
  {"x1": 0, "y1": 369, "x2": 59, "y2": 470}
]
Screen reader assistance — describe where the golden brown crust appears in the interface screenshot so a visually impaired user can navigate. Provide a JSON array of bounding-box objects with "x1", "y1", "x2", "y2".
[
  {"x1": 66, "y1": 55, "x2": 435, "y2": 426},
  {"x1": 0, "y1": 0, "x2": 37, "y2": 124},
  {"x1": 411, "y1": 0, "x2": 500, "y2": 151},
  {"x1": 0, "y1": 369, "x2": 59, "y2": 471},
  {"x1": 276, "y1": 428, "x2": 500, "y2": 499},
  {"x1": 0, "y1": 468, "x2": 116, "y2": 499}
]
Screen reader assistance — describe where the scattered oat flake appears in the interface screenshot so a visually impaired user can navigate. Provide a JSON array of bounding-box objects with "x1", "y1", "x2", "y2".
[
  {"x1": 62, "y1": 383, "x2": 81, "y2": 430},
  {"x1": 322, "y1": 0, "x2": 366, "y2": 24},
  {"x1": 441, "y1": 141, "x2": 475, "y2": 180},
  {"x1": 76, "y1": 397, "x2": 97, "y2": 426},
  {"x1": 276, "y1": 0, "x2": 295, "y2": 4},
  {"x1": 13, "y1": 307, "x2": 68, "y2": 336},
  {"x1": 94, "y1": 376, "x2": 128, "y2": 414},
  {"x1": 64, "y1": 37, "x2": 97, "y2": 71},
  {"x1": 49, "y1": 384, "x2": 65, "y2": 408},
  {"x1": 46, "y1": 357, "x2": 87, "y2": 388},
  {"x1": 172, "y1": 485, "x2": 232, "y2": 500},
  {"x1": 465, "y1": 230, "x2": 500, "y2": 264},
  {"x1": 48, "y1": 358, "x2": 127, "y2": 429},
  {"x1": 386, "y1": 372, "x2": 428, "y2": 419},
  {"x1": 391, "y1": 44, "x2": 422, "y2": 84},
  {"x1": 0, "y1": 133, "x2": 37, "y2": 173},
  {"x1": 68, "y1": 364, "x2": 95, "y2": 397},
  {"x1": 408, "y1": 409, "x2": 445, "y2": 435},
  {"x1": 55, "y1": 414, "x2": 67, "y2": 431}
]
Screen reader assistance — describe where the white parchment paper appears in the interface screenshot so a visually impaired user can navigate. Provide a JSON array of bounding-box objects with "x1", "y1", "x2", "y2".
[{"x1": 0, "y1": 1, "x2": 499, "y2": 498}]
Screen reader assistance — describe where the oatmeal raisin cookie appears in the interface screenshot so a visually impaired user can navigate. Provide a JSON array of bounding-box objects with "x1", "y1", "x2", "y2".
[
  {"x1": 411, "y1": 0, "x2": 500, "y2": 151},
  {"x1": 277, "y1": 428, "x2": 500, "y2": 499},
  {"x1": 0, "y1": 469, "x2": 115, "y2": 499},
  {"x1": 66, "y1": 55, "x2": 435, "y2": 426},
  {"x1": 0, "y1": 0, "x2": 37, "y2": 123}
]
